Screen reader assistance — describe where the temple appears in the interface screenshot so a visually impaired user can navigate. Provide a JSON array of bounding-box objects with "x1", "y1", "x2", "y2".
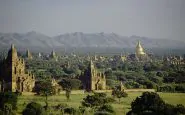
[
  {"x1": 0, "y1": 44, "x2": 35, "y2": 92},
  {"x1": 80, "y1": 60, "x2": 106, "y2": 91},
  {"x1": 135, "y1": 40, "x2": 149, "y2": 61},
  {"x1": 50, "y1": 50, "x2": 58, "y2": 61},
  {"x1": 26, "y1": 49, "x2": 33, "y2": 60}
]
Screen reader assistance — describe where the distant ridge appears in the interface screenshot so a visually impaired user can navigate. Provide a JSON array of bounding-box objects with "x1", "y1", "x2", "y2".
[{"x1": 0, "y1": 32, "x2": 184, "y2": 52}]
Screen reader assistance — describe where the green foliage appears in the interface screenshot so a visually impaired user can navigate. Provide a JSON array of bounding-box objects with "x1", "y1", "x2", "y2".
[
  {"x1": 128, "y1": 92, "x2": 185, "y2": 115},
  {"x1": 25, "y1": 55, "x2": 185, "y2": 93},
  {"x1": 65, "y1": 89, "x2": 71, "y2": 101},
  {"x1": 59, "y1": 79, "x2": 72, "y2": 90},
  {"x1": 69, "y1": 79, "x2": 82, "y2": 90},
  {"x1": 33, "y1": 80, "x2": 56, "y2": 110},
  {"x1": 130, "y1": 92, "x2": 165, "y2": 114},
  {"x1": 2, "y1": 103, "x2": 16, "y2": 115},
  {"x1": 34, "y1": 80, "x2": 55, "y2": 96},
  {"x1": 0, "y1": 92, "x2": 18, "y2": 110},
  {"x1": 82, "y1": 93, "x2": 113, "y2": 109},
  {"x1": 64, "y1": 107, "x2": 76, "y2": 114},
  {"x1": 97, "y1": 104, "x2": 115, "y2": 114},
  {"x1": 79, "y1": 106, "x2": 86, "y2": 114},
  {"x1": 158, "y1": 84, "x2": 185, "y2": 93},
  {"x1": 114, "y1": 90, "x2": 128, "y2": 99},
  {"x1": 106, "y1": 79, "x2": 119, "y2": 89},
  {"x1": 158, "y1": 84, "x2": 175, "y2": 92},
  {"x1": 82, "y1": 93, "x2": 115, "y2": 114},
  {"x1": 175, "y1": 84, "x2": 185, "y2": 93},
  {"x1": 112, "y1": 87, "x2": 128, "y2": 103},
  {"x1": 53, "y1": 103, "x2": 68, "y2": 110},
  {"x1": 22, "y1": 102, "x2": 46, "y2": 115},
  {"x1": 125, "y1": 81, "x2": 143, "y2": 89},
  {"x1": 59, "y1": 79, "x2": 73, "y2": 100}
]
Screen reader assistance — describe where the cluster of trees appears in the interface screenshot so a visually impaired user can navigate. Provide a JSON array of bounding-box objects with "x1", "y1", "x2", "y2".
[
  {"x1": 81, "y1": 93, "x2": 116, "y2": 114},
  {"x1": 24, "y1": 56, "x2": 185, "y2": 93},
  {"x1": 0, "y1": 92, "x2": 18, "y2": 115},
  {"x1": 0, "y1": 91, "x2": 184, "y2": 115},
  {"x1": 25, "y1": 59, "x2": 83, "y2": 80},
  {"x1": 105, "y1": 61, "x2": 185, "y2": 93},
  {"x1": 128, "y1": 92, "x2": 185, "y2": 115}
]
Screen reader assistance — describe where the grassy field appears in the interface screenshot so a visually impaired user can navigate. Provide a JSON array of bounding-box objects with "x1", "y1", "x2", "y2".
[{"x1": 17, "y1": 92, "x2": 185, "y2": 115}]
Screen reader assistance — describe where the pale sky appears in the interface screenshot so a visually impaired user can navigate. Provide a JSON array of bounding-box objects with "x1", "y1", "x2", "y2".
[{"x1": 0, "y1": 0, "x2": 185, "y2": 40}]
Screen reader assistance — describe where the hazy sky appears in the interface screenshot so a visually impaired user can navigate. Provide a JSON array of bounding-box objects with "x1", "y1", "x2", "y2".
[{"x1": 0, "y1": 0, "x2": 185, "y2": 40}]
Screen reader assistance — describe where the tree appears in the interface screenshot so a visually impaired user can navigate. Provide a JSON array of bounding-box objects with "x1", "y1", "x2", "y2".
[
  {"x1": 127, "y1": 92, "x2": 185, "y2": 115},
  {"x1": 33, "y1": 80, "x2": 55, "y2": 110},
  {"x1": 69, "y1": 79, "x2": 82, "y2": 90},
  {"x1": 0, "y1": 92, "x2": 18, "y2": 110},
  {"x1": 59, "y1": 79, "x2": 72, "y2": 100},
  {"x1": 96, "y1": 104, "x2": 115, "y2": 114},
  {"x1": 112, "y1": 87, "x2": 128, "y2": 103},
  {"x1": 2, "y1": 103, "x2": 16, "y2": 115},
  {"x1": 82, "y1": 93, "x2": 115, "y2": 110},
  {"x1": 130, "y1": 92, "x2": 165, "y2": 114},
  {"x1": 64, "y1": 107, "x2": 76, "y2": 114},
  {"x1": 22, "y1": 102, "x2": 46, "y2": 115},
  {"x1": 106, "y1": 79, "x2": 119, "y2": 89}
]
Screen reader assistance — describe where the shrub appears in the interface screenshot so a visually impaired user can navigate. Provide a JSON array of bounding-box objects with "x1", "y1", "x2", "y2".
[
  {"x1": 0, "y1": 92, "x2": 18, "y2": 110},
  {"x1": 175, "y1": 84, "x2": 185, "y2": 93},
  {"x1": 97, "y1": 104, "x2": 115, "y2": 114},
  {"x1": 82, "y1": 93, "x2": 112, "y2": 108},
  {"x1": 130, "y1": 92, "x2": 166, "y2": 114},
  {"x1": 127, "y1": 92, "x2": 185, "y2": 115},
  {"x1": 94, "y1": 111, "x2": 112, "y2": 115},
  {"x1": 158, "y1": 85, "x2": 175, "y2": 92},
  {"x1": 22, "y1": 102, "x2": 46, "y2": 115},
  {"x1": 53, "y1": 103, "x2": 68, "y2": 111},
  {"x1": 22, "y1": 108, "x2": 36, "y2": 115},
  {"x1": 112, "y1": 87, "x2": 128, "y2": 103},
  {"x1": 64, "y1": 107, "x2": 76, "y2": 114}
]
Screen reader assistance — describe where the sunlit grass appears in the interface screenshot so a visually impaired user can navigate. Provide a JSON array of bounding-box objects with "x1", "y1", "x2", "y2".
[{"x1": 17, "y1": 92, "x2": 185, "y2": 115}]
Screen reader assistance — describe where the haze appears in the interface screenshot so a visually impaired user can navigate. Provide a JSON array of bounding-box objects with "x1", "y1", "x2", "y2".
[{"x1": 0, "y1": 0, "x2": 185, "y2": 41}]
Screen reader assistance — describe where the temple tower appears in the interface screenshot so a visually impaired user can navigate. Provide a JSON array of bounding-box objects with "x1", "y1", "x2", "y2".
[
  {"x1": 50, "y1": 50, "x2": 58, "y2": 61},
  {"x1": 136, "y1": 40, "x2": 146, "y2": 56},
  {"x1": 26, "y1": 49, "x2": 33, "y2": 60},
  {"x1": 135, "y1": 40, "x2": 149, "y2": 61},
  {"x1": 0, "y1": 44, "x2": 35, "y2": 92},
  {"x1": 80, "y1": 60, "x2": 106, "y2": 91}
]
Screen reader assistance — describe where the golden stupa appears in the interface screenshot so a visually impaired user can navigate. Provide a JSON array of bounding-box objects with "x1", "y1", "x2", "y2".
[{"x1": 136, "y1": 40, "x2": 146, "y2": 56}]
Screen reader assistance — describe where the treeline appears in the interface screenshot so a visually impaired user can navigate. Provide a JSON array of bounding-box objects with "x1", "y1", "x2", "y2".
[
  {"x1": 24, "y1": 57, "x2": 185, "y2": 93},
  {"x1": 0, "y1": 91, "x2": 185, "y2": 115}
]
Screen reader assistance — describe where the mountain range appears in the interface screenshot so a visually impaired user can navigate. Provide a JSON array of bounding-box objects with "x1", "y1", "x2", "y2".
[{"x1": 0, "y1": 31, "x2": 184, "y2": 52}]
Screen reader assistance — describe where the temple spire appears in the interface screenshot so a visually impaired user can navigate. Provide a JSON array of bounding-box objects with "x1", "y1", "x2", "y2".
[
  {"x1": 7, "y1": 44, "x2": 18, "y2": 60},
  {"x1": 11, "y1": 44, "x2": 15, "y2": 49},
  {"x1": 136, "y1": 40, "x2": 146, "y2": 55}
]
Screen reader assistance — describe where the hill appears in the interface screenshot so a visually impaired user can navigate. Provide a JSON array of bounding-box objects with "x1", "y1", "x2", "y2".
[{"x1": 0, "y1": 31, "x2": 184, "y2": 53}]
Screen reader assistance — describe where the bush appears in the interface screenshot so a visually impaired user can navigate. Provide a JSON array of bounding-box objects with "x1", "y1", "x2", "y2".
[
  {"x1": 1, "y1": 103, "x2": 16, "y2": 115},
  {"x1": 125, "y1": 81, "x2": 142, "y2": 89},
  {"x1": 158, "y1": 85, "x2": 175, "y2": 92},
  {"x1": 22, "y1": 102, "x2": 46, "y2": 115},
  {"x1": 97, "y1": 104, "x2": 115, "y2": 114},
  {"x1": 112, "y1": 87, "x2": 128, "y2": 103},
  {"x1": 79, "y1": 106, "x2": 87, "y2": 114},
  {"x1": 0, "y1": 92, "x2": 18, "y2": 110},
  {"x1": 53, "y1": 103, "x2": 68, "y2": 111},
  {"x1": 106, "y1": 79, "x2": 119, "y2": 89},
  {"x1": 94, "y1": 111, "x2": 112, "y2": 115},
  {"x1": 82, "y1": 93, "x2": 112, "y2": 108},
  {"x1": 127, "y1": 92, "x2": 185, "y2": 115},
  {"x1": 22, "y1": 108, "x2": 36, "y2": 115},
  {"x1": 175, "y1": 104, "x2": 185, "y2": 114},
  {"x1": 64, "y1": 107, "x2": 76, "y2": 114},
  {"x1": 175, "y1": 84, "x2": 185, "y2": 93}
]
